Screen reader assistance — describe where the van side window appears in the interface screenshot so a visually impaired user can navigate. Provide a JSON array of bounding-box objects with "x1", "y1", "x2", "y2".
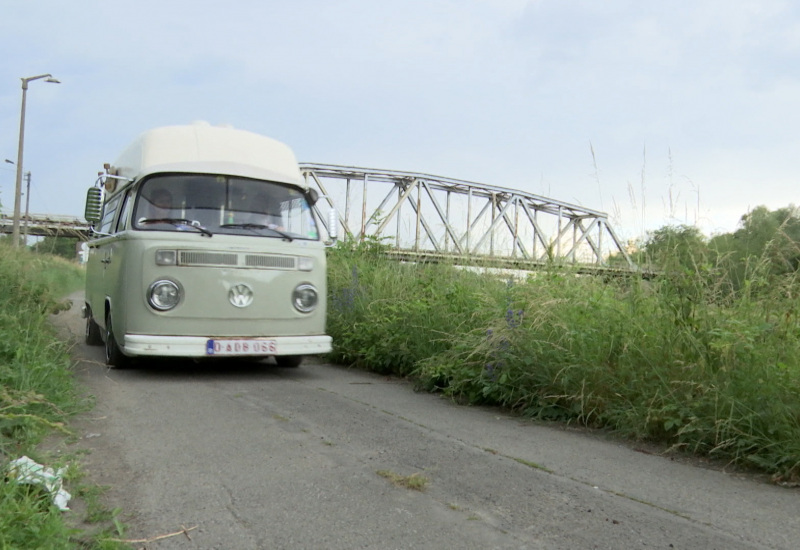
[{"x1": 98, "y1": 194, "x2": 124, "y2": 234}]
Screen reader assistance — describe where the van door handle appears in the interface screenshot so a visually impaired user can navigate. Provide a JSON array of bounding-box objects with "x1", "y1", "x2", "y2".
[{"x1": 101, "y1": 257, "x2": 111, "y2": 264}]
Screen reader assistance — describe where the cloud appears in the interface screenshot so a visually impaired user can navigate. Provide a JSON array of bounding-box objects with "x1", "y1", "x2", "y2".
[{"x1": 0, "y1": 0, "x2": 797, "y2": 238}]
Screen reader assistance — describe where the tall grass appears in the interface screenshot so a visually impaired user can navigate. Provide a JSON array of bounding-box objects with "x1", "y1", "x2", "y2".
[
  {"x1": 0, "y1": 245, "x2": 85, "y2": 456},
  {"x1": 327, "y1": 239, "x2": 505, "y2": 375},
  {"x1": 0, "y1": 243, "x2": 127, "y2": 549},
  {"x1": 326, "y1": 241, "x2": 800, "y2": 482}
]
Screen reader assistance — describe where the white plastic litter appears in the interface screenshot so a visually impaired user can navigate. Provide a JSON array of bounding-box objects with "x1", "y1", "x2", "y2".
[{"x1": 6, "y1": 456, "x2": 72, "y2": 511}]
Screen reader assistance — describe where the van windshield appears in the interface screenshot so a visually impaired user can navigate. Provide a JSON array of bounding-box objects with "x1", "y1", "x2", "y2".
[{"x1": 133, "y1": 174, "x2": 319, "y2": 240}]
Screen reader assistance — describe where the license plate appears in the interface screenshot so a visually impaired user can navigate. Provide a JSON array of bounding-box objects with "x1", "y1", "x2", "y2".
[{"x1": 206, "y1": 339, "x2": 277, "y2": 356}]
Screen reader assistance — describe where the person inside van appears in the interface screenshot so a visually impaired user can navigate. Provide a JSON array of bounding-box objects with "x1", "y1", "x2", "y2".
[
  {"x1": 140, "y1": 188, "x2": 173, "y2": 220},
  {"x1": 248, "y1": 192, "x2": 284, "y2": 229}
]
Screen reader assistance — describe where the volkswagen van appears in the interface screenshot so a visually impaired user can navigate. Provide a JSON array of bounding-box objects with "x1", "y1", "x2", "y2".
[{"x1": 83, "y1": 122, "x2": 334, "y2": 368}]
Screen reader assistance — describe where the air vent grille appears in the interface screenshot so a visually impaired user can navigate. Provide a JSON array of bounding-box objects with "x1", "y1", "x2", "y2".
[
  {"x1": 245, "y1": 254, "x2": 296, "y2": 269},
  {"x1": 175, "y1": 250, "x2": 298, "y2": 270},
  {"x1": 179, "y1": 251, "x2": 238, "y2": 266}
]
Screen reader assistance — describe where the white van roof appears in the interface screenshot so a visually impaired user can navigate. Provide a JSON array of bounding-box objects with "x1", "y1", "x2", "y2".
[{"x1": 111, "y1": 122, "x2": 304, "y2": 186}]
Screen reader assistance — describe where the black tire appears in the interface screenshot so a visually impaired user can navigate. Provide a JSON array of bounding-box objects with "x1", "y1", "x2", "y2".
[
  {"x1": 85, "y1": 309, "x2": 104, "y2": 346},
  {"x1": 275, "y1": 355, "x2": 303, "y2": 368},
  {"x1": 104, "y1": 313, "x2": 131, "y2": 369}
]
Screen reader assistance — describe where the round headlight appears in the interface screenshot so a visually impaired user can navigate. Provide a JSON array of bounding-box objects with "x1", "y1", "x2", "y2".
[
  {"x1": 148, "y1": 279, "x2": 181, "y2": 311},
  {"x1": 292, "y1": 283, "x2": 318, "y2": 313}
]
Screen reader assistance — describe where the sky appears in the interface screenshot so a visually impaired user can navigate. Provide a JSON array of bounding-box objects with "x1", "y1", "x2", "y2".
[{"x1": 1, "y1": 0, "x2": 798, "y2": 243}]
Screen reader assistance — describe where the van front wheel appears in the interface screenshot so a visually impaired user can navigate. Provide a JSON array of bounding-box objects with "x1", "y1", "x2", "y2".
[{"x1": 105, "y1": 313, "x2": 131, "y2": 369}]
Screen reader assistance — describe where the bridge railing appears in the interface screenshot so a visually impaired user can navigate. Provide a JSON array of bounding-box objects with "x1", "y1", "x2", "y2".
[{"x1": 301, "y1": 164, "x2": 636, "y2": 271}]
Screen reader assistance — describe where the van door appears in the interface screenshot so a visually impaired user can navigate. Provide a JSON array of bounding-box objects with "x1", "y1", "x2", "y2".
[{"x1": 85, "y1": 192, "x2": 126, "y2": 328}]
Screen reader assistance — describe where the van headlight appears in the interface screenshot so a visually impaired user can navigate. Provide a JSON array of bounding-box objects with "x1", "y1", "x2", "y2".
[
  {"x1": 297, "y1": 256, "x2": 313, "y2": 271},
  {"x1": 148, "y1": 279, "x2": 181, "y2": 311},
  {"x1": 292, "y1": 283, "x2": 318, "y2": 313},
  {"x1": 155, "y1": 249, "x2": 177, "y2": 266}
]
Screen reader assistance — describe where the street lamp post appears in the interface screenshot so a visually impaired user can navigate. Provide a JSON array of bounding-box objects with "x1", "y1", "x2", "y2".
[
  {"x1": 23, "y1": 171, "x2": 32, "y2": 247},
  {"x1": 11, "y1": 73, "x2": 60, "y2": 247}
]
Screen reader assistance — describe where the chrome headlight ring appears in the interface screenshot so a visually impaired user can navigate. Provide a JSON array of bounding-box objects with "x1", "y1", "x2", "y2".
[
  {"x1": 147, "y1": 279, "x2": 182, "y2": 311},
  {"x1": 292, "y1": 283, "x2": 318, "y2": 313}
]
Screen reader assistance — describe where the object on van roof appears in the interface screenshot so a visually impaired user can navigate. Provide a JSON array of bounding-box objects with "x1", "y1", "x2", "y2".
[{"x1": 109, "y1": 122, "x2": 305, "y2": 188}]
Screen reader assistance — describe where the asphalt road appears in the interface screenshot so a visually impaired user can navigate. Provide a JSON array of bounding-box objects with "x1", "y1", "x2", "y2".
[{"x1": 52, "y1": 293, "x2": 798, "y2": 549}]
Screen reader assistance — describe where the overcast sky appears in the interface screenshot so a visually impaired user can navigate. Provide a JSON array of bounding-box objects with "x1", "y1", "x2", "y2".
[{"x1": 1, "y1": 0, "x2": 797, "y2": 242}]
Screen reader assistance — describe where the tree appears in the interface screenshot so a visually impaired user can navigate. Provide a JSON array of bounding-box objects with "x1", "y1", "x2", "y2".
[
  {"x1": 739, "y1": 205, "x2": 800, "y2": 271},
  {"x1": 639, "y1": 225, "x2": 708, "y2": 270},
  {"x1": 32, "y1": 236, "x2": 80, "y2": 260},
  {"x1": 710, "y1": 205, "x2": 800, "y2": 291}
]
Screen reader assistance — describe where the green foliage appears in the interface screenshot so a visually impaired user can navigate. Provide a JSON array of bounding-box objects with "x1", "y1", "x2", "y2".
[
  {"x1": 32, "y1": 236, "x2": 81, "y2": 261},
  {"x1": 327, "y1": 208, "x2": 800, "y2": 482},
  {"x1": 326, "y1": 238, "x2": 499, "y2": 375},
  {"x1": 0, "y1": 480, "x2": 80, "y2": 550},
  {"x1": 376, "y1": 470, "x2": 429, "y2": 491},
  {"x1": 0, "y1": 243, "x2": 123, "y2": 549},
  {"x1": 0, "y1": 247, "x2": 84, "y2": 453},
  {"x1": 639, "y1": 224, "x2": 709, "y2": 270},
  {"x1": 710, "y1": 205, "x2": 800, "y2": 292}
]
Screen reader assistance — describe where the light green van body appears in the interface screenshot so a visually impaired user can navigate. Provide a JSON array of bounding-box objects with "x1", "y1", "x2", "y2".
[{"x1": 84, "y1": 123, "x2": 331, "y2": 365}]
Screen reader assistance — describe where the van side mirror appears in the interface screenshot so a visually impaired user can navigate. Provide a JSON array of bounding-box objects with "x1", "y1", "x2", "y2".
[
  {"x1": 304, "y1": 188, "x2": 319, "y2": 206},
  {"x1": 84, "y1": 187, "x2": 103, "y2": 223}
]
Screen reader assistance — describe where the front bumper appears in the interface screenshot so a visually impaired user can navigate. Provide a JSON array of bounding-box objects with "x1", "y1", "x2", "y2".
[{"x1": 122, "y1": 334, "x2": 332, "y2": 357}]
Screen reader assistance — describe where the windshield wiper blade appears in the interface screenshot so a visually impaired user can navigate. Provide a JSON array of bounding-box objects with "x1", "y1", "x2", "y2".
[
  {"x1": 220, "y1": 223, "x2": 268, "y2": 230},
  {"x1": 220, "y1": 223, "x2": 294, "y2": 241},
  {"x1": 139, "y1": 218, "x2": 213, "y2": 237}
]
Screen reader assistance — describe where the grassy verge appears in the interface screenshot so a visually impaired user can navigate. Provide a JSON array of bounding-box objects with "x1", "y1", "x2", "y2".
[
  {"x1": 0, "y1": 242, "x2": 129, "y2": 549},
  {"x1": 327, "y1": 241, "x2": 800, "y2": 483}
]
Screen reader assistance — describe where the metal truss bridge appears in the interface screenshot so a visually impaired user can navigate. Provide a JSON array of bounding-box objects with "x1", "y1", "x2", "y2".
[
  {"x1": 0, "y1": 213, "x2": 91, "y2": 240},
  {"x1": 3, "y1": 164, "x2": 638, "y2": 274},
  {"x1": 302, "y1": 164, "x2": 636, "y2": 274}
]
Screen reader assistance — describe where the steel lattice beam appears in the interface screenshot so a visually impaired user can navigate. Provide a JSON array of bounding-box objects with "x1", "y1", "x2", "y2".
[{"x1": 301, "y1": 163, "x2": 636, "y2": 271}]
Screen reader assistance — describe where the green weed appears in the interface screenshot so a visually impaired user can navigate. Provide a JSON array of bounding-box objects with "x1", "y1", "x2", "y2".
[
  {"x1": 0, "y1": 243, "x2": 127, "y2": 549},
  {"x1": 0, "y1": 479, "x2": 80, "y2": 550},
  {"x1": 376, "y1": 469, "x2": 429, "y2": 491},
  {"x1": 326, "y1": 220, "x2": 800, "y2": 482}
]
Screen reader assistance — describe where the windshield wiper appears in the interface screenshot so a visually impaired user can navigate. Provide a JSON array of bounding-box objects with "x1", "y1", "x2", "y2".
[
  {"x1": 139, "y1": 218, "x2": 213, "y2": 237},
  {"x1": 220, "y1": 223, "x2": 268, "y2": 230},
  {"x1": 220, "y1": 223, "x2": 294, "y2": 241}
]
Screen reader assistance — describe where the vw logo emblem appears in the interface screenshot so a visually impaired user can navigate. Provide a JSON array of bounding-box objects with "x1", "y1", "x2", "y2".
[{"x1": 228, "y1": 283, "x2": 254, "y2": 308}]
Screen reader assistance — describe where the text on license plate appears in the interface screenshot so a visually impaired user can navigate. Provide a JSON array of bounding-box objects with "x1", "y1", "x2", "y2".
[{"x1": 206, "y1": 339, "x2": 277, "y2": 355}]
